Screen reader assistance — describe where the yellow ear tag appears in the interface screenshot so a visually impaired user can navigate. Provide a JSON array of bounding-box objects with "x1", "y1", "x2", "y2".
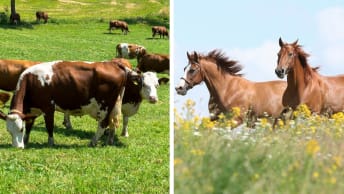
[{"x1": 133, "y1": 80, "x2": 139, "y2": 85}]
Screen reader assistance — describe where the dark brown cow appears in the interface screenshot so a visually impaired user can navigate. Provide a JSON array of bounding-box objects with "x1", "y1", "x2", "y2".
[
  {"x1": 109, "y1": 20, "x2": 129, "y2": 35},
  {"x1": 0, "y1": 60, "x2": 133, "y2": 148},
  {"x1": 152, "y1": 26, "x2": 169, "y2": 39},
  {"x1": 137, "y1": 51, "x2": 169, "y2": 73},
  {"x1": 36, "y1": 11, "x2": 48, "y2": 23},
  {"x1": 115, "y1": 43, "x2": 146, "y2": 59},
  {"x1": 9, "y1": 13, "x2": 20, "y2": 25}
]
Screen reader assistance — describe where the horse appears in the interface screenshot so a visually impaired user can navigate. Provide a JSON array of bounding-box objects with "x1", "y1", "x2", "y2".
[
  {"x1": 175, "y1": 49, "x2": 287, "y2": 126},
  {"x1": 275, "y1": 38, "x2": 344, "y2": 114}
]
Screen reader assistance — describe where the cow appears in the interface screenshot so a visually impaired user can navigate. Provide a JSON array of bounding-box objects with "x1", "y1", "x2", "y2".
[
  {"x1": 109, "y1": 20, "x2": 129, "y2": 35},
  {"x1": 152, "y1": 26, "x2": 169, "y2": 39},
  {"x1": 63, "y1": 58, "x2": 160, "y2": 137},
  {"x1": 0, "y1": 60, "x2": 135, "y2": 148},
  {"x1": 137, "y1": 50, "x2": 170, "y2": 73},
  {"x1": 36, "y1": 11, "x2": 48, "y2": 23},
  {"x1": 9, "y1": 13, "x2": 20, "y2": 25},
  {"x1": 115, "y1": 43, "x2": 146, "y2": 59}
]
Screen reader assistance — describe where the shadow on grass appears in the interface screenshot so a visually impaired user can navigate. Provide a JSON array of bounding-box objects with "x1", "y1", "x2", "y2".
[{"x1": 0, "y1": 125, "x2": 127, "y2": 149}]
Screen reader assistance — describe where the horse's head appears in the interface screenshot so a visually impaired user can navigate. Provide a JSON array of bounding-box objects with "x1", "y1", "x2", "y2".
[
  {"x1": 175, "y1": 51, "x2": 204, "y2": 95},
  {"x1": 275, "y1": 37, "x2": 299, "y2": 79}
]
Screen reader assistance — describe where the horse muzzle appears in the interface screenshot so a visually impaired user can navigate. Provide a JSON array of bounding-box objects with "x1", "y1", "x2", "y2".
[{"x1": 275, "y1": 68, "x2": 287, "y2": 79}]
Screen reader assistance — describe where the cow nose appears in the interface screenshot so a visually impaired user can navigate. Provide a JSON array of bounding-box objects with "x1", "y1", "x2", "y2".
[{"x1": 149, "y1": 96, "x2": 158, "y2": 103}]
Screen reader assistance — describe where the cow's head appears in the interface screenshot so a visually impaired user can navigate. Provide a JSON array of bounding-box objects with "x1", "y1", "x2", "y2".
[
  {"x1": 0, "y1": 110, "x2": 35, "y2": 148},
  {"x1": 135, "y1": 47, "x2": 146, "y2": 57},
  {"x1": 141, "y1": 72, "x2": 159, "y2": 103}
]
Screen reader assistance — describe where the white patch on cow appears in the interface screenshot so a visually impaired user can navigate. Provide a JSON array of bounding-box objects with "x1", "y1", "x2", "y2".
[
  {"x1": 56, "y1": 98, "x2": 108, "y2": 121},
  {"x1": 120, "y1": 43, "x2": 129, "y2": 58},
  {"x1": 122, "y1": 103, "x2": 140, "y2": 117},
  {"x1": 17, "y1": 61, "x2": 62, "y2": 91},
  {"x1": 141, "y1": 72, "x2": 159, "y2": 103}
]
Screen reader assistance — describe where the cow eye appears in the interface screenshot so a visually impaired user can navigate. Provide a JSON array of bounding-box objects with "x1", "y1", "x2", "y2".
[
  {"x1": 288, "y1": 52, "x2": 293, "y2": 57},
  {"x1": 189, "y1": 69, "x2": 195, "y2": 74}
]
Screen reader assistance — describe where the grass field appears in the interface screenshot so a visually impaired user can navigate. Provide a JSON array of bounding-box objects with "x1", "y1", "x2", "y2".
[
  {"x1": 174, "y1": 100, "x2": 344, "y2": 194},
  {"x1": 0, "y1": 0, "x2": 169, "y2": 193}
]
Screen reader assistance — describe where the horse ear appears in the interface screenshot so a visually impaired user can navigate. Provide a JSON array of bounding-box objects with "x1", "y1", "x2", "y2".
[
  {"x1": 193, "y1": 51, "x2": 199, "y2": 63},
  {"x1": 187, "y1": 51, "x2": 191, "y2": 60},
  {"x1": 292, "y1": 39, "x2": 298, "y2": 46},
  {"x1": 279, "y1": 37, "x2": 284, "y2": 47}
]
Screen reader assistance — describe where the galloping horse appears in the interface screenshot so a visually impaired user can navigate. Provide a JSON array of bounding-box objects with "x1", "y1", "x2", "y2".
[
  {"x1": 175, "y1": 49, "x2": 287, "y2": 125},
  {"x1": 275, "y1": 38, "x2": 344, "y2": 114}
]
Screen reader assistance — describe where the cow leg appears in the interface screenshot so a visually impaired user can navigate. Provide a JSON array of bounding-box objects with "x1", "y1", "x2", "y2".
[
  {"x1": 44, "y1": 111, "x2": 55, "y2": 146},
  {"x1": 90, "y1": 121, "x2": 107, "y2": 147},
  {"x1": 63, "y1": 113, "x2": 73, "y2": 129},
  {"x1": 107, "y1": 94, "x2": 122, "y2": 145},
  {"x1": 121, "y1": 116, "x2": 129, "y2": 137},
  {"x1": 24, "y1": 118, "x2": 36, "y2": 145}
]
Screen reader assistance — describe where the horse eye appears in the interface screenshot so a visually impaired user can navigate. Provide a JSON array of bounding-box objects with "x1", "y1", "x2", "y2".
[{"x1": 189, "y1": 69, "x2": 195, "y2": 74}]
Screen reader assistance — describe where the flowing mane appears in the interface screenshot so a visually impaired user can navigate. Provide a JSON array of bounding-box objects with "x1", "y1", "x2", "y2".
[
  {"x1": 202, "y1": 49, "x2": 243, "y2": 76},
  {"x1": 295, "y1": 45, "x2": 319, "y2": 74}
]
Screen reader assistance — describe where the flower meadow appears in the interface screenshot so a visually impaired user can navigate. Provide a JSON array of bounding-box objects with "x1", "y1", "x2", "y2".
[{"x1": 174, "y1": 99, "x2": 344, "y2": 194}]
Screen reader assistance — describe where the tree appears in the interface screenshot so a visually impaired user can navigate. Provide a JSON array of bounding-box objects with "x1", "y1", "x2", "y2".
[{"x1": 9, "y1": 0, "x2": 20, "y2": 24}]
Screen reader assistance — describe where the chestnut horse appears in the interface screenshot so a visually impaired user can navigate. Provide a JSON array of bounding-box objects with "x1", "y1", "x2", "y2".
[
  {"x1": 175, "y1": 49, "x2": 287, "y2": 126},
  {"x1": 275, "y1": 38, "x2": 344, "y2": 114}
]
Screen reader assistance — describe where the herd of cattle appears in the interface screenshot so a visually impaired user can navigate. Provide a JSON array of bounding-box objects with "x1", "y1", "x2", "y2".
[{"x1": 1, "y1": 12, "x2": 170, "y2": 149}]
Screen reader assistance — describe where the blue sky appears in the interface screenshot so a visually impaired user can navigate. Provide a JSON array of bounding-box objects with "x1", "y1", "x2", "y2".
[{"x1": 173, "y1": 0, "x2": 344, "y2": 117}]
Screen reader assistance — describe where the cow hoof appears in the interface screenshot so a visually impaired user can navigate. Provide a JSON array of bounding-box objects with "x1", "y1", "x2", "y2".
[
  {"x1": 121, "y1": 133, "x2": 129, "y2": 138},
  {"x1": 48, "y1": 137, "x2": 55, "y2": 146}
]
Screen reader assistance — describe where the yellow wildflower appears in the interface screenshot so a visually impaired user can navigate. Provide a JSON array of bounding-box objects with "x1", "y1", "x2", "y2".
[
  {"x1": 294, "y1": 104, "x2": 311, "y2": 118},
  {"x1": 174, "y1": 158, "x2": 183, "y2": 166},
  {"x1": 306, "y1": 139, "x2": 320, "y2": 156},
  {"x1": 231, "y1": 107, "x2": 241, "y2": 117},
  {"x1": 190, "y1": 149, "x2": 205, "y2": 156},
  {"x1": 333, "y1": 156, "x2": 342, "y2": 168},
  {"x1": 312, "y1": 171, "x2": 319, "y2": 179}
]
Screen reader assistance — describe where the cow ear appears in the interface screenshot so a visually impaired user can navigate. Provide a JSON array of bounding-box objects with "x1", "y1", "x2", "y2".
[
  {"x1": 279, "y1": 37, "x2": 284, "y2": 47},
  {"x1": 0, "y1": 110, "x2": 7, "y2": 120}
]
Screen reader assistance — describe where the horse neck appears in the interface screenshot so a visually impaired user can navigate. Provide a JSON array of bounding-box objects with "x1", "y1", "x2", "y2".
[
  {"x1": 286, "y1": 56, "x2": 311, "y2": 104},
  {"x1": 201, "y1": 60, "x2": 235, "y2": 109}
]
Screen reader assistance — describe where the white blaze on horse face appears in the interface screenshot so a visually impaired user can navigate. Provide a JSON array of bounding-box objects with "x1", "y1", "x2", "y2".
[
  {"x1": 17, "y1": 61, "x2": 61, "y2": 91},
  {"x1": 141, "y1": 72, "x2": 159, "y2": 103},
  {"x1": 6, "y1": 114, "x2": 25, "y2": 148},
  {"x1": 175, "y1": 65, "x2": 190, "y2": 95}
]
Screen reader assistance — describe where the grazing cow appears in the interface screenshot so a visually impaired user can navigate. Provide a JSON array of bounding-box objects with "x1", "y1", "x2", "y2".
[
  {"x1": 0, "y1": 60, "x2": 133, "y2": 148},
  {"x1": 63, "y1": 59, "x2": 160, "y2": 137},
  {"x1": 152, "y1": 26, "x2": 169, "y2": 39},
  {"x1": 137, "y1": 51, "x2": 169, "y2": 73},
  {"x1": 36, "y1": 11, "x2": 48, "y2": 23},
  {"x1": 109, "y1": 20, "x2": 129, "y2": 35},
  {"x1": 9, "y1": 13, "x2": 20, "y2": 24},
  {"x1": 115, "y1": 43, "x2": 146, "y2": 59}
]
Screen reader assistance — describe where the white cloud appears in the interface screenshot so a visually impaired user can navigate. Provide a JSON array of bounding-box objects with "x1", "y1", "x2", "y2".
[
  {"x1": 316, "y1": 6, "x2": 344, "y2": 75},
  {"x1": 317, "y1": 7, "x2": 344, "y2": 43},
  {"x1": 228, "y1": 41, "x2": 281, "y2": 81}
]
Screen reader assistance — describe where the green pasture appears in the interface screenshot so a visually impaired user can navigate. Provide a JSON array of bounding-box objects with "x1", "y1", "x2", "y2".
[
  {"x1": 175, "y1": 100, "x2": 344, "y2": 194},
  {"x1": 0, "y1": 0, "x2": 169, "y2": 193}
]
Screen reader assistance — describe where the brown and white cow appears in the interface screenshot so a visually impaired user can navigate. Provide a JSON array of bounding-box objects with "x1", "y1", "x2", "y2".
[
  {"x1": 115, "y1": 43, "x2": 146, "y2": 59},
  {"x1": 109, "y1": 20, "x2": 129, "y2": 35},
  {"x1": 152, "y1": 26, "x2": 169, "y2": 39},
  {"x1": 36, "y1": 11, "x2": 48, "y2": 23},
  {"x1": 63, "y1": 59, "x2": 159, "y2": 137},
  {"x1": 137, "y1": 51, "x2": 170, "y2": 73},
  {"x1": 0, "y1": 60, "x2": 134, "y2": 148}
]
